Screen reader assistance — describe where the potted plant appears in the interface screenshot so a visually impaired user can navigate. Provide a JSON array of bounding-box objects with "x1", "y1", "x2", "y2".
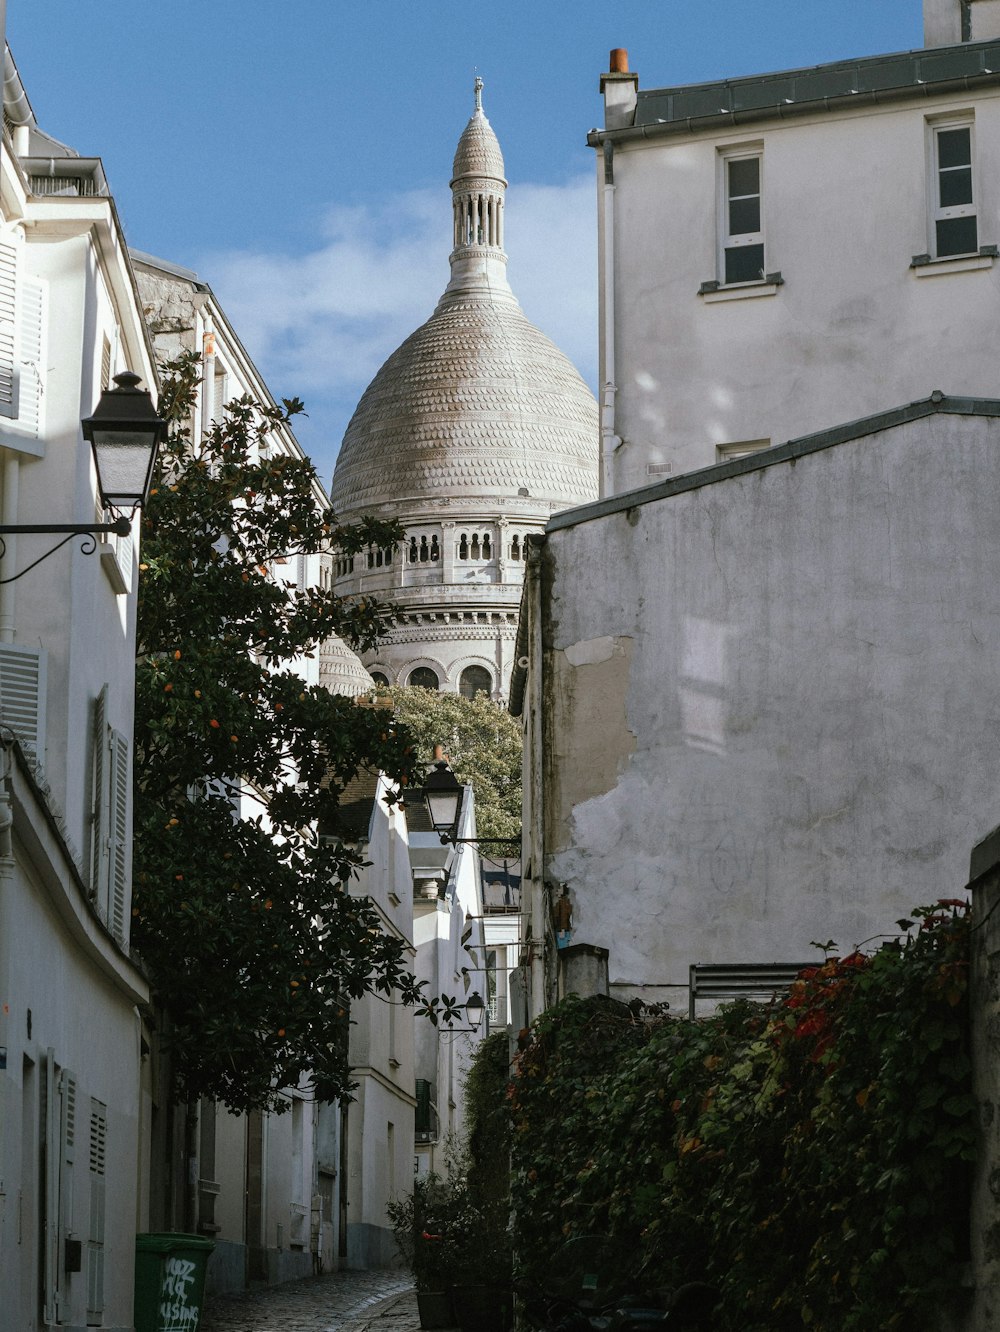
[{"x1": 388, "y1": 1174, "x2": 460, "y2": 1330}]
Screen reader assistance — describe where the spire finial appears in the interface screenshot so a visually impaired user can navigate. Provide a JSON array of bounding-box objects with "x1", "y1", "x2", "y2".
[{"x1": 474, "y1": 75, "x2": 484, "y2": 113}]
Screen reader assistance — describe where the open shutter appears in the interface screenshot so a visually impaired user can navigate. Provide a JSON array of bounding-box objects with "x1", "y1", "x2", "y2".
[
  {"x1": 0, "y1": 643, "x2": 45, "y2": 755},
  {"x1": 42, "y1": 1049, "x2": 59, "y2": 1323},
  {"x1": 16, "y1": 277, "x2": 44, "y2": 438},
  {"x1": 91, "y1": 686, "x2": 109, "y2": 913},
  {"x1": 86, "y1": 1100, "x2": 107, "y2": 1324},
  {"x1": 0, "y1": 240, "x2": 18, "y2": 419},
  {"x1": 109, "y1": 728, "x2": 129, "y2": 945}
]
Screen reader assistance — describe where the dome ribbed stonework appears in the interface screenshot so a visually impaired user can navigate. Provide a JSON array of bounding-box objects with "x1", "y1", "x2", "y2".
[
  {"x1": 326, "y1": 80, "x2": 597, "y2": 702},
  {"x1": 330, "y1": 295, "x2": 597, "y2": 517},
  {"x1": 319, "y1": 634, "x2": 376, "y2": 699}
]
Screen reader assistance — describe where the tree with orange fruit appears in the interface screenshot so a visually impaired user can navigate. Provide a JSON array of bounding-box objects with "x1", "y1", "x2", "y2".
[{"x1": 133, "y1": 352, "x2": 423, "y2": 1112}]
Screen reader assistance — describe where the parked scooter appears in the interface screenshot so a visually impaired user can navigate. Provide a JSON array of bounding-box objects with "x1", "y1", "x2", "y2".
[{"x1": 517, "y1": 1237, "x2": 719, "y2": 1330}]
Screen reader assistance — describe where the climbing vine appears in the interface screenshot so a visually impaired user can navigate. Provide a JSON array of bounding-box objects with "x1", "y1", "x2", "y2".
[{"x1": 510, "y1": 902, "x2": 973, "y2": 1330}]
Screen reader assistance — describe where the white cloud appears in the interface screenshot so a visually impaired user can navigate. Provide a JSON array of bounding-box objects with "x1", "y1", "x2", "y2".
[{"x1": 199, "y1": 173, "x2": 597, "y2": 481}]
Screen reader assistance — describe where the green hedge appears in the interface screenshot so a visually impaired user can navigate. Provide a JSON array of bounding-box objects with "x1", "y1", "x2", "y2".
[{"x1": 510, "y1": 903, "x2": 973, "y2": 1330}]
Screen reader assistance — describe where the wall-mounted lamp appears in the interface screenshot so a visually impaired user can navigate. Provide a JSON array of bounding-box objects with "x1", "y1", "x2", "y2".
[
  {"x1": 421, "y1": 762, "x2": 520, "y2": 849},
  {"x1": 0, "y1": 372, "x2": 167, "y2": 583}
]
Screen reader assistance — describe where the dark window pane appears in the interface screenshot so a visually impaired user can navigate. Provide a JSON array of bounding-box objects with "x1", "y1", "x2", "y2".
[
  {"x1": 725, "y1": 243, "x2": 765, "y2": 284},
  {"x1": 939, "y1": 167, "x2": 973, "y2": 208},
  {"x1": 728, "y1": 157, "x2": 759, "y2": 197},
  {"x1": 370, "y1": 671, "x2": 389, "y2": 686},
  {"x1": 936, "y1": 215, "x2": 978, "y2": 257},
  {"x1": 408, "y1": 666, "x2": 439, "y2": 690},
  {"x1": 938, "y1": 128, "x2": 971, "y2": 170},
  {"x1": 729, "y1": 196, "x2": 761, "y2": 235},
  {"x1": 459, "y1": 665, "x2": 492, "y2": 700}
]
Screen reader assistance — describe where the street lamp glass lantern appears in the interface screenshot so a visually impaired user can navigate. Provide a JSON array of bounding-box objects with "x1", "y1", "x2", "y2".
[
  {"x1": 422, "y1": 761, "x2": 463, "y2": 838},
  {"x1": 81, "y1": 372, "x2": 166, "y2": 511},
  {"x1": 464, "y1": 991, "x2": 486, "y2": 1031}
]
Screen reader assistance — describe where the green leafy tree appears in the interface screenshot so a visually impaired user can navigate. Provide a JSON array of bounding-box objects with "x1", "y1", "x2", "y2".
[
  {"x1": 377, "y1": 685, "x2": 522, "y2": 842},
  {"x1": 133, "y1": 352, "x2": 425, "y2": 1113}
]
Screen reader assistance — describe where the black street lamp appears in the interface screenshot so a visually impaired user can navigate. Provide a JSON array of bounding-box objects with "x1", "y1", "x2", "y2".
[
  {"x1": 0, "y1": 372, "x2": 166, "y2": 582},
  {"x1": 420, "y1": 760, "x2": 520, "y2": 849}
]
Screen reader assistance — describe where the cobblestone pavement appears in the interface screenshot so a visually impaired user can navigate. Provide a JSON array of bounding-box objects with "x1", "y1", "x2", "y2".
[{"x1": 199, "y1": 1269, "x2": 430, "y2": 1332}]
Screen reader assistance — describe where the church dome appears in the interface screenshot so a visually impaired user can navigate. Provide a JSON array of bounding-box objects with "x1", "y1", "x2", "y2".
[
  {"x1": 331, "y1": 78, "x2": 597, "y2": 521},
  {"x1": 319, "y1": 633, "x2": 376, "y2": 699},
  {"x1": 330, "y1": 297, "x2": 598, "y2": 516},
  {"x1": 451, "y1": 99, "x2": 506, "y2": 184}
]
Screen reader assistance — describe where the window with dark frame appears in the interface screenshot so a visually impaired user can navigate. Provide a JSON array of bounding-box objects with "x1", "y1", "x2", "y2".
[
  {"x1": 934, "y1": 124, "x2": 977, "y2": 258},
  {"x1": 723, "y1": 153, "x2": 764, "y2": 285}
]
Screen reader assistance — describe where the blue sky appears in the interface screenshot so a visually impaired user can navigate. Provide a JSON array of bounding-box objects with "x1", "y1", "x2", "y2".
[{"x1": 9, "y1": 1, "x2": 923, "y2": 484}]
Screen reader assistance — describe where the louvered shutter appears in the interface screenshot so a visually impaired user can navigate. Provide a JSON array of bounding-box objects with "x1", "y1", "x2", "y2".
[
  {"x1": 59, "y1": 1069, "x2": 77, "y2": 1318},
  {"x1": 0, "y1": 240, "x2": 18, "y2": 419},
  {"x1": 16, "y1": 278, "x2": 44, "y2": 438},
  {"x1": 86, "y1": 1100, "x2": 107, "y2": 1323},
  {"x1": 91, "y1": 686, "x2": 109, "y2": 912},
  {"x1": 42, "y1": 1048, "x2": 59, "y2": 1324},
  {"x1": 214, "y1": 369, "x2": 228, "y2": 421},
  {"x1": 0, "y1": 643, "x2": 45, "y2": 755},
  {"x1": 109, "y1": 729, "x2": 129, "y2": 945}
]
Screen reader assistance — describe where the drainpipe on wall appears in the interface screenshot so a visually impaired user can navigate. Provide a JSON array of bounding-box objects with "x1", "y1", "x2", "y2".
[
  {"x1": 600, "y1": 137, "x2": 619, "y2": 500},
  {"x1": 0, "y1": 449, "x2": 19, "y2": 642},
  {"x1": 200, "y1": 321, "x2": 216, "y2": 447},
  {"x1": 524, "y1": 537, "x2": 547, "y2": 1020}
]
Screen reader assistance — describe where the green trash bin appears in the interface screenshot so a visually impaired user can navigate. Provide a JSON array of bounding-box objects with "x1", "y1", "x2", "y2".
[{"x1": 134, "y1": 1232, "x2": 215, "y2": 1332}]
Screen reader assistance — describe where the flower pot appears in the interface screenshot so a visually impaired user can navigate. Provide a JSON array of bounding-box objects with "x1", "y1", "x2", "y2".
[
  {"x1": 451, "y1": 1284, "x2": 512, "y2": 1332},
  {"x1": 416, "y1": 1290, "x2": 457, "y2": 1329}
]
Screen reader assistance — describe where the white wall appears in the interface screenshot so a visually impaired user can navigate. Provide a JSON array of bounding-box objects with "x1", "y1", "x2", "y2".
[
  {"x1": 541, "y1": 409, "x2": 1000, "y2": 1003},
  {"x1": 601, "y1": 86, "x2": 1000, "y2": 493}
]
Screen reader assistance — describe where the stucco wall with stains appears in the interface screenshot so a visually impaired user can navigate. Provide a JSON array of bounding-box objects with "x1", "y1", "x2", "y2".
[{"x1": 540, "y1": 407, "x2": 1000, "y2": 1006}]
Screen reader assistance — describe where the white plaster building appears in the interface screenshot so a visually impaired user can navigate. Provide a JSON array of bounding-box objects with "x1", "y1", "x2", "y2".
[
  {"x1": 514, "y1": 0, "x2": 1000, "y2": 1021},
  {"x1": 0, "y1": 46, "x2": 157, "y2": 1332},
  {"x1": 133, "y1": 256, "x2": 339, "y2": 1293},
  {"x1": 329, "y1": 81, "x2": 598, "y2": 703},
  {"x1": 594, "y1": 0, "x2": 1000, "y2": 495}
]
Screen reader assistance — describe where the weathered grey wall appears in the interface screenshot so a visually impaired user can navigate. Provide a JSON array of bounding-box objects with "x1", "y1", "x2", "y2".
[{"x1": 543, "y1": 411, "x2": 1000, "y2": 999}]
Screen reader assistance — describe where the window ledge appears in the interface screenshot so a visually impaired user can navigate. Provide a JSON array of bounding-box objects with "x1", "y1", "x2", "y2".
[
  {"x1": 910, "y1": 247, "x2": 996, "y2": 276},
  {"x1": 699, "y1": 273, "x2": 783, "y2": 303}
]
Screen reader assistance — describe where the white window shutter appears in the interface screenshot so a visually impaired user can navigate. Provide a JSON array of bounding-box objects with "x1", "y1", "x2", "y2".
[
  {"x1": 42, "y1": 1048, "x2": 60, "y2": 1324},
  {"x1": 91, "y1": 685, "x2": 109, "y2": 913},
  {"x1": 0, "y1": 240, "x2": 18, "y2": 419},
  {"x1": 86, "y1": 1100, "x2": 107, "y2": 1324},
  {"x1": 16, "y1": 278, "x2": 44, "y2": 438},
  {"x1": 109, "y1": 728, "x2": 129, "y2": 945},
  {"x1": 0, "y1": 643, "x2": 45, "y2": 755}
]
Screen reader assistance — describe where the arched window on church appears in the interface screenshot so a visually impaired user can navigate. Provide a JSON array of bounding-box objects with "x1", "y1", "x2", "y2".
[
  {"x1": 459, "y1": 666, "x2": 492, "y2": 700},
  {"x1": 409, "y1": 666, "x2": 439, "y2": 691},
  {"x1": 370, "y1": 671, "x2": 390, "y2": 687},
  {"x1": 409, "y1": 537, "x2": 418, "y2": 563},
  {"x1": 459, "y1": 533, "x2": 469, "y2": 560},
  {"x1": 482, "y1": 533, "x2": 492, "y2": 559},
  {"x1": 510, "y1": 535, "x2": 521, "y2": 561},
  {"x1": 430, "y1": 536, "x2": 440, "y2": 561},
  {"x1": 419, "y1": 536, "x2": 429, "y2": 563},
  {"x1": 470, "y1": 533, "x2": 481, "y2": 560}
]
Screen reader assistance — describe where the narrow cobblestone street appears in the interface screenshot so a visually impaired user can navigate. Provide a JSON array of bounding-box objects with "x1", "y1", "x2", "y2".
[{"x1": 200, "y1": 1271, "x2": 429, "y2": 1332}]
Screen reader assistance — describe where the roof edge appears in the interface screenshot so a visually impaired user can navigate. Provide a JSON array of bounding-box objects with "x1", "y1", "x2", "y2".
[{"x1": 546, "y1": 393, "x2": 1000, "y2": 535}]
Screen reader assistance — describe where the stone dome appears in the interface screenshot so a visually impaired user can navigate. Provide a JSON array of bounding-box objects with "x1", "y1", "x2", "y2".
[
  {"x1": 452, "y1": 86, "x2": 506, "y2": 184},
  {"x1": 330, "y1": 295, "x2": 598, "y2": 517},
  {"x1": 319, "y1": 634, "x2": 376, "y2": 699}
]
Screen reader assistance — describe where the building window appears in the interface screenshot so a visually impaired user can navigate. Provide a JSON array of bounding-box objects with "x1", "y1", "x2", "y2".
[
  {"x1": 459, "y1": 665, "x2": 492, "y2": 700},
  {"x1": 370, "y1": 671, "x2": 390, "y2": 687},
  {"x1": 932, "y1": 120, "x2": 977, "y2": 258},
  {"x1": 408, "y1": 666, "x2": 439, "y2": 690},
  {"x1": 720, "y1": 149, "x2": 764, "y2": 285},
  {"x1": 716, "y1": 439, "x2": 771, "y2": 462}
]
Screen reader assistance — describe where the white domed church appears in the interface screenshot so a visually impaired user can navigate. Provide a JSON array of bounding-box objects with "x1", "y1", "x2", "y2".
[{"x1": 328, "y1": 80, "x2": 598, "y2": 701}]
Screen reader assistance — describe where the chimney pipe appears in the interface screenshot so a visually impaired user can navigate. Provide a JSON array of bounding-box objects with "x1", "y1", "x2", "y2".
[{"x1": 600, "y1": 48, "x2": 639, "y2": 131}]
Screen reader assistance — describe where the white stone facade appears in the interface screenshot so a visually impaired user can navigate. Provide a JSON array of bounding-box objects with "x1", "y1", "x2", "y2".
[
  {"x1": 329, "y1": 82, "x2": 598, "y2": 702},
  {"x1": 0, "y1": 47, "x2": 156, "y2": 1332},
  {"x1": 594, "y1": 9, "x2": 1000, "y2": 496}
]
